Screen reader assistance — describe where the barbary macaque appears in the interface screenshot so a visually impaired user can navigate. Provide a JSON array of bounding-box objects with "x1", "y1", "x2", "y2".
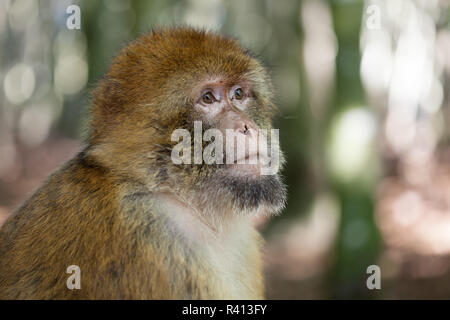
[{"x1": 0, "y1": 27, "x2": 286, "y2": 299}]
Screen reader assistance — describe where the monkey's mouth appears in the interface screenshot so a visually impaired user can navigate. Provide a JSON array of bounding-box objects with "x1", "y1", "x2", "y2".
[
  {"x1": 228, "y1": 153, "x2": 271, "y2": 177},
  {"x1": 232, "y1": 153, "x2": 269, "y2": 165}
]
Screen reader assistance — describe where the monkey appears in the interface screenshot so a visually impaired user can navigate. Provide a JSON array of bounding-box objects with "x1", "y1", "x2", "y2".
[{"x1": 0, "y1": 27, "x2": 286, "y2": 299}]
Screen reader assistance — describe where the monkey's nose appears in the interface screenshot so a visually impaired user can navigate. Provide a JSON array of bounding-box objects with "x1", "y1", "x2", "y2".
[
  {"x1": 237, "y1": 122, "x2": 255, "y2": 136},
  {"x1": 242, "y1": 124, "x2": 250, "y2": 135}
]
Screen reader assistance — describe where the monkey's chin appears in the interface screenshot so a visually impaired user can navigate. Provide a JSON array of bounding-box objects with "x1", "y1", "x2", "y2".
[{"x1": 200, "y1": 169, "x2": 287, "y2": 218}]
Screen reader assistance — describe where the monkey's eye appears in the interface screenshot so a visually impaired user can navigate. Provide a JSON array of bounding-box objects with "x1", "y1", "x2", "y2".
[
  {"x1": 234, "y1": 88, "x2": 244, "y2": 100},
  {"x1": 202, "y1": 91, "x2": 216, "y2": 104}
]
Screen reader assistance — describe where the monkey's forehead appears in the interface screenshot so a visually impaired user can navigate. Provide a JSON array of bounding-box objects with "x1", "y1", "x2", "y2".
[{"x1": 109, "y1": 28, "x2": 261, "y2": 81}]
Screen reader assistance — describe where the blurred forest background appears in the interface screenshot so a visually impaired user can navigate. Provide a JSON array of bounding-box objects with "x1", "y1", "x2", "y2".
[{"x1": 1, "y1": 0, "x2": 450, "y2": 299}]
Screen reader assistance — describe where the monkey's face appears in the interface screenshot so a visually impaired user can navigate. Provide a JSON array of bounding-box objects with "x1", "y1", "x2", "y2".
[
  {"x1": 184, "y1": 75, "x2": 286, "y2": 216},
  {"x1": 191, "y1": 78, "x2": 266, "y2": 176}
]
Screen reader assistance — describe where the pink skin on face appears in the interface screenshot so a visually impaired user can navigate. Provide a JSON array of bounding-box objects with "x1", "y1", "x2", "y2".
[{"x1": 192, "y1": 78, "x2": 267, "y2": 177}]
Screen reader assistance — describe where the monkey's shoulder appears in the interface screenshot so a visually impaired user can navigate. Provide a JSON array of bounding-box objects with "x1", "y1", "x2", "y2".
[{"x1": 0, "y1": 150, "x2": 119, "y2": 243}]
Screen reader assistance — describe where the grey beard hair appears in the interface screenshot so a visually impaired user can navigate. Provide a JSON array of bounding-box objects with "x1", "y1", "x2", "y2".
[
  {"x1": 194, "y1": 169, "x2": 287, "y2": 219},
  {"x1": 161, "y1": 162, "x2": 286, "y2": 230}
]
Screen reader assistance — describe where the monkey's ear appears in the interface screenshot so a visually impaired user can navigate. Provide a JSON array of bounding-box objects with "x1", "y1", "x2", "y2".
[
  {"x1": 92, "y1": 77, "x2": 126, "y2": 120},
  {"x1": 88, "y1": 77, "x2": 127, "y2": 144}
]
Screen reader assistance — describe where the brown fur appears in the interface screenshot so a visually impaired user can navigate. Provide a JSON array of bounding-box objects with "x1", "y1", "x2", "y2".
[{"x1": 0, "y1": 27, "x2": 283, "y2": 299}]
